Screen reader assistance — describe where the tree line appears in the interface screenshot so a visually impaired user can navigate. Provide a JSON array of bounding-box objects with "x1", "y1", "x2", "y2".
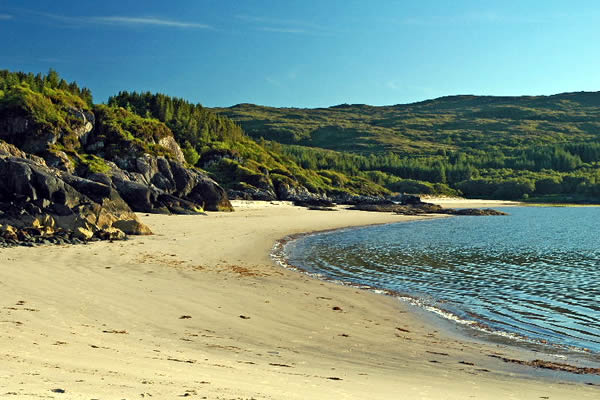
[
  {"x1": 276, "y1": 142, "x2": 600, "y2": 200},
  {"x1": 2, "y1": 68, "x2": 600, "y2": 202},
  {"x1": 0, "y1": 69, "x2": 92, "y2": 105}
]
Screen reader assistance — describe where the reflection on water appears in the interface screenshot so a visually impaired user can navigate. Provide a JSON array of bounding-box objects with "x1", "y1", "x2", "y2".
[{"x1": 286, "y1": 207, "x2": 600, "y2": 354}]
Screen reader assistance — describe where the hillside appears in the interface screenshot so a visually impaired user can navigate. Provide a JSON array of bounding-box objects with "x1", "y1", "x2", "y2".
[
  {"x1": 107, "y1": 91, "x2": 388, "y2": 200},
  {"x1": 214, "y1": 93, "x2": 600, "y2": 201},
  {"x1": 2, "y1": 68, "x2": 600, "y2": 204},
  {"x1": 0, "y1": 69, "x2": 388, "y2": 222},
  {"x1": 214, "y1": 93, "x2": 600, "y2": 154},
  {"x1": 0, "y1": 70, "x2": 232, "y2": 232}
]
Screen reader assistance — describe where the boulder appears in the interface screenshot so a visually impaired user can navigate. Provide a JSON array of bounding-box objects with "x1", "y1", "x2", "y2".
[
  {"x1": 158, "y1": 136, "x2": 185, "y2": 164},
  {"x1": 74, "y1": 226, "x2": 94, "y2": 241},
  {"x1": 95, "y1": 227, "x2": 126, "y2": 241},
  {"x1": 42, "y1": 150, "x2": 75, "y2": 173},
  {"x1": 0, "y1": 224, "x2": 18, "y2": 241},
  {"x1": 32, "y1": 214, "x2": 56, "y2": 235},
  {"x1": 112, "y1": 219, "x2": 153, "y2": 235},
  {"x1": 0, "y1": 142, "x2": 48, "y2": 164},
  {"x1": 110, "y1": 178, "x2": 155, "y2": 213}
]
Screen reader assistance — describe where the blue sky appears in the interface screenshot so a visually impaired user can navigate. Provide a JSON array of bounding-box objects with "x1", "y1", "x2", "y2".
[{"x1": 1, "y1": 1, "x2": 599, "y2": 107}]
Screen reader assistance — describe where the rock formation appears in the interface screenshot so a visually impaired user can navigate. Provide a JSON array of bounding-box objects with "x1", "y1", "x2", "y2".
[
  {"x1": 348, "y1": 194, "x2": 508, "y2": 216},
  {"x1": 0, "y1": 99, "x2": 233, "y2": 246},
  {"x1": 0, "y1": 142, "x2": 151, "y2": 243}
]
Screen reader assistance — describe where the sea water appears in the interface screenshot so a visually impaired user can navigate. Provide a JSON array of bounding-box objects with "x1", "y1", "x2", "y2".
[{"x1": 285, "y1": 207, "x2": 600, "y2": 356}]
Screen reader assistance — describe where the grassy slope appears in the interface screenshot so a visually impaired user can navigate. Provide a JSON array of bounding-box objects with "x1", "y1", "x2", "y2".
[{"x1": 214, "y1": 92, "x2": 600, "y2": 156}]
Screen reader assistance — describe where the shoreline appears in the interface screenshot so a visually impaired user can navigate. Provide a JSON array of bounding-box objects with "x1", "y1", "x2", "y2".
[
  {"x1": 272, "y1": 216, "x2": 600, "y2": 377},
  {"x1": 1, "y1": 200, "x2": 598, "y2": 399}
]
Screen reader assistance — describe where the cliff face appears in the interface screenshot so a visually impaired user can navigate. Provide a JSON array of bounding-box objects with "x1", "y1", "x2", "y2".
[
  {"x1": 0, "y1": 87, "x2": 233, "y2": 244},
  {"x1": 0, "y1": 141, "x2": 151, "y2": 241}
]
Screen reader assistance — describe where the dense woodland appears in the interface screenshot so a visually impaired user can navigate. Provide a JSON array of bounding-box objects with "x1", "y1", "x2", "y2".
[
  {"x1": 215, "y1": 97, "x2": 600, "y2": 201},
  {"x1": 2, "y1": 68, "x2": 600, "y2": 202}
]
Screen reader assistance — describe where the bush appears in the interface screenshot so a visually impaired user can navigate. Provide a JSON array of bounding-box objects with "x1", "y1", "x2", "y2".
[
  {"x1": 492, "y1": 179, "x2": 535, "y2": 199},
  {"x1": 387, "y1": 179, "x2": 434, "y2": 195},
  {"x1": 535, "y1": 176, "x2": 563, "y2": 195},
  {"x1": 182, "y1": 143, "x2": 200, "y2": 166}
]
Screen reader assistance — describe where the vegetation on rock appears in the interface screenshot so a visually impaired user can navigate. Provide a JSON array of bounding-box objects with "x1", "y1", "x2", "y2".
[
  {"x1": 91, "y1": 104, "x2": 178, "y2": 160},
  {"x1": 108, "y1": 91, "x2": 388, "y2": 198},
  {"x1": 0, "y1": 69, "x2": 232, "y2": 232}
]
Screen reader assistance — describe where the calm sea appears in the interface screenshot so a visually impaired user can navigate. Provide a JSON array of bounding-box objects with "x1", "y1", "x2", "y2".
[{"x1": 284, "y1": 207, "x2": 600, "y2": 356}]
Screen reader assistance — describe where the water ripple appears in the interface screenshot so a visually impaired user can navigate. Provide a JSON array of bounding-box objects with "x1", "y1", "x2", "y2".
[{"x1": 286, "y1": 207, "x2": 600, "y2": 355}]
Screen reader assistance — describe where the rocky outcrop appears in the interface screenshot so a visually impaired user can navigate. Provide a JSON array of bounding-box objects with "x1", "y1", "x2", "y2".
[
  {"x1": 89, "y1": 155, "x2": 232, "y2": 213},
  {"x1": 348, "y1": 195, "x2": 508, "y2": 216},
  {"x1": 0, "y1": 101, "x2": 233, "y2": 217},
  {"x1": 227, "y1": 188, "x2": 276, "y2": 201},
  {"x1": 199, "y1": 148, "x2": 243, "y2": 169},
  {"x1": 293, "y1": 198, "x2": 335, "y2": 208},
  {"x1": 334, "y1": 194, "x2": 393, "y2": 205},
  {"x1": 0, "y1": 99, "x2": 95, "y2": 155},
  {"x1": 275, "y1": 182, "x2": 315, "y2": 202},
  {"x1": 229, "y1": 179, "x2": 335, "y2": 203},
  {"x1": 445, "y1": 208, "x2": 508, "y2": 216},
  {"x1": 0, "y1": 112, "x2": 56, "y2": 154},
  {"x1": 0, "y1": 142, "x2": 152, "y2": 243},
  {"x1": 67, "y1": 107, "x2": 95, "y2": 142},
  {"x1": 78, "y1": 112, "x2": 232, "y2": 212},
  {"x1": 350, "y1": 202, "x2": 508, "y2": 216},
  {"x1": 350, "y1": 202, "x2": 444, "y2": 214}
]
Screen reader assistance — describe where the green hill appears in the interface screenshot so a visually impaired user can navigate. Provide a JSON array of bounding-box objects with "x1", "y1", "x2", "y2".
[
  {"x1": 3, "y1": 68, "x2": 600, "y2": 203},
  {"x1": 213, "y1": 94, "x2": 600, "y2": 201},
  {"x1": 215, "y1": 93, "x2": 600, "y2": 155},
  {"x1": 0, "y1": 70, "x2": 388, "y2": 203},
  {"x1": 103, "y1": 92, "x2": 389, "y2": 199}
]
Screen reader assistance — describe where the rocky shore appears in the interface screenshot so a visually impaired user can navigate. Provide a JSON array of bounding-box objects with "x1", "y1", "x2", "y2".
[
  {"x1": 0, "y1": 101, "x2": 232, "y2": 244},
  {"x1": 1, "y1": 101, "x2": 505, "y2": 248},
  {"x1": 345, "y1": 196, "x2": 508, "y2": 216}
]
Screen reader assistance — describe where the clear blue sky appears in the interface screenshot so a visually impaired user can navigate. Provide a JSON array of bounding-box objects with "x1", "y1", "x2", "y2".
[{"x1": 1, "y1": 0, "x2": 599, "y2": 107}]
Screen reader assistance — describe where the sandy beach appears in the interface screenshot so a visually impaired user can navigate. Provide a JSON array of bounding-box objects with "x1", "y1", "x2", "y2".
[
  {"x1": 424, "y1": 197, "x2": 523, "y2": 209},
  {"x1": 1, "y1": 200, "x2": 598, "y2": 399}
]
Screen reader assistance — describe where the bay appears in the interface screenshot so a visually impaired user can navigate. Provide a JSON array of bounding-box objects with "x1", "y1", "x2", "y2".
[{"x1": 285, "y1": 207, "x2": 600, "y2": 355}]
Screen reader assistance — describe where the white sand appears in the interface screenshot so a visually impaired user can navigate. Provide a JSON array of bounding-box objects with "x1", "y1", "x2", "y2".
[
  {"x1": 426, "y1": 197, "x2": 523, "y2": 208},
  {"x1": 1, "y1": 200, "x2": 597, "y2": 399}
]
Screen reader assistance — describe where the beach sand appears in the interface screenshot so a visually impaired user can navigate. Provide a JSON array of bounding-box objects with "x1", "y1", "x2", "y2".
[
  {"x1": 425, "y1": 197, "x2": 523, "y2": 209},
  {"x1": 1, "y1": 200, "x2": 597, "y2": 399}
]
